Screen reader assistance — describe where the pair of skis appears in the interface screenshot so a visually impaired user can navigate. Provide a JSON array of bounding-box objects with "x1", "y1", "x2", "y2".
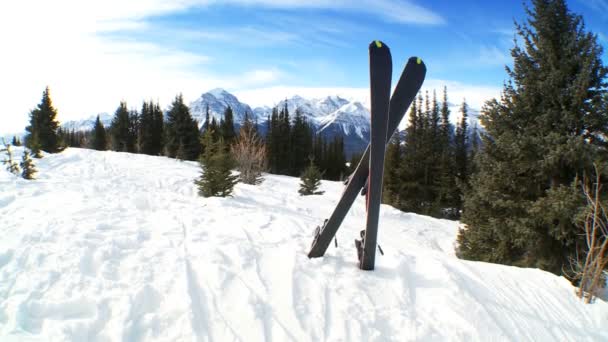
[{"x1": 308, "y1": 41, "x2": 427, "y2": 270}]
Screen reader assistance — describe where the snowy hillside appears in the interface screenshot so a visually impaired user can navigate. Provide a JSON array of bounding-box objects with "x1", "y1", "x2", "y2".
[{"x1": 1, "y1": 148, "x2": 607, "y2": 341}]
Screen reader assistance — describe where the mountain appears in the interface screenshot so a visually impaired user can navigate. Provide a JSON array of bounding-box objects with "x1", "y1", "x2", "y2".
[
  {"x1": 190, "y1": 88, "x2": 254, "y2": 126},
  {"x1": 188, "y1": 89, "x2": 372, "y2": 157},
  {"x1": 1, "y1": 147, "x2": 606, "y2": 341},
  {"x1": 61, "y1": 113, "x2": 112, "y2": 131},
  {"x1": 59, "y1": 89, "x2": 483, "y2": 158}
]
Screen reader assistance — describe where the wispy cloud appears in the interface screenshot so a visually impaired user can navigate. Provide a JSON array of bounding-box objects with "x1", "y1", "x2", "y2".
[
  {"x1": 213, "y1": 0, "x2": 445, "y2": 25},
  {"x1": 478, "y1": 45, "x2": 511, "y2": 67},
  {"x1": 582, "y1": 0, "x2": 608, "y2": 15}
]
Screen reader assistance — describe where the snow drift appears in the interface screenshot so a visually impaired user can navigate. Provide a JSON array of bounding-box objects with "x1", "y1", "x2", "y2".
[{"x1": 0, "y1": 147, "x2": 607, "y2": 341}]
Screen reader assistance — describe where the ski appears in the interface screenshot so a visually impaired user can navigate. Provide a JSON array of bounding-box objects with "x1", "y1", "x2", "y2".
[
  {"x1": 308, "y1": 54, "x2": 426, "y2": 259},
  {"x1": 359, "y1": 40, "x2": 391, "y2": 270}
]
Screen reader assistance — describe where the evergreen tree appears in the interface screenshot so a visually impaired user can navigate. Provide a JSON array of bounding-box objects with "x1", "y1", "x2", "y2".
[
  {"x1": 138, "y1": 101, "x2": 154, "y2": 154},
  {"x1": 92, "y1": 115, "x2": 108, "y2": 151},
  {"x1": 165, "y1": 94, "x2": 201, "y2": 160},
  {"x1": 1, "y1": 141, "x2": 20, "y2": 175},
  {"x1": 221, "y1": 106, "x2": 236, "y2": 146},
  {"x1": 454, "y1": 100, "x2": 469, "y2": 186},
  {"x1": 20, "y1": 151, "x2": 37, "y2": 180},
  {"x1": 25, "y1": 87, "x2": 62, "y2": 153},
  {"x1": 436, "y1": 86, "x2": 458, "y2": 217},
  {"x1": 299, "y1": 159, "x2": 324, "y2": 196},
  {"x1": 12, "y1": 136, "x2": 22, "y2": 146},
  {"x1": 150, "y1": 102, "x2": 164, "y2": 155},
  {"x1": 110, "y1": 102, "x2": 137, "y2": 152},
  {"x1": 195, "y1": 131, "x2": 239, "y2": 197},
  {"x1": 458, "y1": 0, "x2": 608, "y2": 276},
  {"x1": 383, "y1": 134, "x2": 402, "y2": 206},
  {"x1": 291, "y1": 109, "x2": 313, "y2": 176}
]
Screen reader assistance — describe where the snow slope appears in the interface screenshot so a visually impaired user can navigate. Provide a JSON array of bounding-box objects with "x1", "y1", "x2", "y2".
[{"x1": 1, "y1": 148, "x2": 607, "y2": 341}]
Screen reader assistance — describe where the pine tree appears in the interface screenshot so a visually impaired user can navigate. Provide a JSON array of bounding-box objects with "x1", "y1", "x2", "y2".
[
  {"x1": 11, "y1": 136, "x2": 22, "y2": 146},
  {"x1": 92, "y1": 115, "x2": 108, "y2": 151},
  {"x1": 1, "y1": 141, "x2": 20, "y2": 175},
  {"x1": 25, "y1": 87, "x2": 62, "y2": 153},
  {"x1": 110, "y1": 102, "x2": 137, "y2": 152},
  {"x1": 20, "y1": 151, "x2": 37, "y2": 180},
  {"x1": 138, "y1": 101, "x2": 154, "y2": 154},
  {"x1": 221, "y1": 106, "x2": 236, "y2": 146},
  {"x1": 291, "y1": 109, "x2": 313, "y2": 176},
  {"x1": 165, "y1": 94, "x2": 201, "y2": 160},
  {"x1": 299, "y1": 159, "x2": 324, "y2": 196},
  {"x1": 458, "y1": 0, "x2": 608, "y2": 276},
  {"x1": 383, "y1": 134, "x2": 402, "y2": 206},
  {"x1": 195, "y1": 131, "x2": 239, "y2": 197},
  {"x1": 454, "y1": 100, "x2": 469, "y2": 189}
]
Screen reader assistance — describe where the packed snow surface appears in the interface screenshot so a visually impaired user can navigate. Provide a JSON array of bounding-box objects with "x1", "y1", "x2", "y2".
[{"x1": 1, "y1": 147, "x2": 607, "y2": 341}]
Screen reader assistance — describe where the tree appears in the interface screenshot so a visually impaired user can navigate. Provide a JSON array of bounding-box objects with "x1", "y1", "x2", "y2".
[
  {"x1": 20, "y1": 151, "x2": 37, "y2": 180},
  {"x1": 138, "y1": 101, "x2": 154, "y2": 154},
  {"x1": 221, "y1": 106, "x2": 236, "y2": 146},
  {"x1": 92, "y1": 115, "x2": 108, "y2": 151},
  {"x1": 165, "y1": 94, "x2": 201, "y2": 160},
  {"x1": 11, "y1": 136, "x2": 22, "y2": 146},
  {"x1": 383, "y1": 134, "x2": 402, "y2": 206},
  {"x1": 564, "y1": 164, "x2": 608, "y2": 303},
  {"x1": 195, "y1": 131, "x2": 239, "y2": 197},
  {"x1": 231, "y1": 124, "x2": 266, "y2": 185},
  {"x1": 299, "y1": 159, "x2": 324, "y2": 196},
  {"x1": 458, "y1": 0, "x2": 608, "y2": 275},
  {"x1": 25, "y1": 87, "x2": 62, "y2": 153},
  {"x1": 110, "y1": 102, "x2": 137, "y2": 152},
  {"x1": 1, "y1": 141, "x2": 20, "y2": 175}
]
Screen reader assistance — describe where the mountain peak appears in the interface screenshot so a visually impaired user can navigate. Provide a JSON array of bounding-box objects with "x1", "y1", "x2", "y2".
[{"x1": 206, "y1": 88, "x2": 230, "y2": 98}]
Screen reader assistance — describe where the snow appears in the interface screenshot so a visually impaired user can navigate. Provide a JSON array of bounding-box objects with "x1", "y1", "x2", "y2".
[{"x1": 1, "y1": 147, "x2": 607, "y2": 341}]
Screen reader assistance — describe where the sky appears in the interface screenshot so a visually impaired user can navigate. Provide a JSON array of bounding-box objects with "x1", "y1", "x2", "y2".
[{"x1": 0, "y1": 0, "x2": 607, "y2": 135}]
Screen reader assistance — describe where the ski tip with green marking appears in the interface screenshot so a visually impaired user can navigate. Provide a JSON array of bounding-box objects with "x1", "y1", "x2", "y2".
[{"x1": 370, "y1": 40, "x2": 387, "y2": 49}]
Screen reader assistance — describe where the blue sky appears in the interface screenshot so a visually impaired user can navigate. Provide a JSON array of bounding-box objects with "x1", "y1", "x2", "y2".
[{"x1": 0, "y1": 0, "x2": 607, "y2": 134}]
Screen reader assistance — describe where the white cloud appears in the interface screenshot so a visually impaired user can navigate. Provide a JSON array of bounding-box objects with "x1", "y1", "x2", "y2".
[
  {"x1": 478, "y1": 45, "x2": 511, "y2": 67},
  {"x1": 0, "y1": 0, "x2": 444, "y2": 135}
]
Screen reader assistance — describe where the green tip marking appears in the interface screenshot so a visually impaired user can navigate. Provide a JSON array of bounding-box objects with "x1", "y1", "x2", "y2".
[
  {"x1": 416, "y1": 57, "x2": 422, "y2": 64},
  {"x1": 375, "y1": 41, "x2": 382, "y2": 48}
]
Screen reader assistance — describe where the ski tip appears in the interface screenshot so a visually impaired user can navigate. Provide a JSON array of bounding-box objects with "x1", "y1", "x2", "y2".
[
  {"x1": 407, "y1": 56, "x2": 425, "y2": 67},
  {"x1": 370, "y1": 40, "x2": 388, "y2": 50}
]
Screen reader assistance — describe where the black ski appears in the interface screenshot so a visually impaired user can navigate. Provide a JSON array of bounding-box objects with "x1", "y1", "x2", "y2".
[
  {"x1": 308, "y1": 55, "x2": 426, "y2": 259},
  {"x1": 359, "y1": 40, "x2": 391, "y2": 270}
]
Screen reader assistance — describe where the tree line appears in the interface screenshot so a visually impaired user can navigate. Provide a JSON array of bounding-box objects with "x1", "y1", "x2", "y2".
[{"x1": 381, "y1": 88, "x2": 476, "y2": 219}]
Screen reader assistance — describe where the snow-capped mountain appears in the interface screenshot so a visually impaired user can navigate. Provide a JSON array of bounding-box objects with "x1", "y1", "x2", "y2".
[
  {"x1": 189, "y1": 88, "x2": 254, "y2": 125},
  {"x1": 191, "y1": 89, "x2": 372, "y2": 157},
  {"x1": 62, "y1": 113, "x2": 112, "y2": 131}
]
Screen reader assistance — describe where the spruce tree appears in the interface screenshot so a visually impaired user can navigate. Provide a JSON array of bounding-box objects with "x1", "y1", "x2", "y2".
[
  {"x1": 291, "y1": 109, "x2": 313, "y2": 176},
  {"x1": 1, "y1": 142, "x2": 20, "y2": 175},
  {"x1": 20, "y1": 151, "x2": 37, "y2": 180},
  {"x1": 165, "y1": 94, "x2": 201, "y2": 160},
  {"x1": 195, "y1": 131, "x2": 239, "y2": 197},
  {"x1": 221, "y1": 106, "x2": 236, "y2": 146},
  {"x1": 110, "y1": 102, "x2": 137, "y2": 152},
  {"x1": 25, "y1": 87, "x2": 61, "y2": 153},
  {"x1": 458, "y1": 0, "x2": 608, "y2": 275},
  {"x1": 383, "y1": 134, "x2": 402, "y2": 206},
  {"x1": 299, "y1": 159, "x2": 324, "y2": 196},
  {"x1": 92, "y1": 115, "x2": 108, "y2": 151}
]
